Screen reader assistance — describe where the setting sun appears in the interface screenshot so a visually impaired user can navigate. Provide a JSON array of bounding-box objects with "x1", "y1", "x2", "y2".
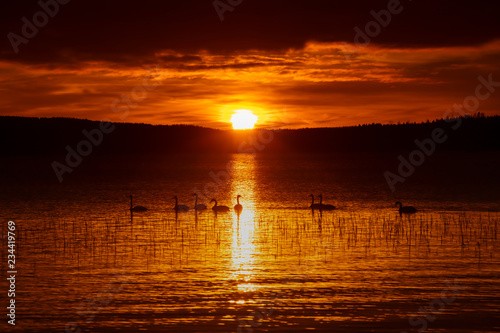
[{"x1": 231, "y1": 109, "x2": 258, "y2": 130}]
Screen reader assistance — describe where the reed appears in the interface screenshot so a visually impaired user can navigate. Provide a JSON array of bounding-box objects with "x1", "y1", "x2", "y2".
[{"x1": 8, "y1": 210, "x2": 499, "y2": 280}]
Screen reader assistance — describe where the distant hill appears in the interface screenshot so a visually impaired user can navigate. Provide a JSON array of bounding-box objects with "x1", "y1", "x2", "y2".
[{"x1": 0, "y1": 114, "x2": 499, "y2": 155}]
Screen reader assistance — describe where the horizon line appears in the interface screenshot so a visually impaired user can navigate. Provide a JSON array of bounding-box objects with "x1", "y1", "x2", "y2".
[{"x1": 0, "y1": 113, "x2": 495, "y2": 131}]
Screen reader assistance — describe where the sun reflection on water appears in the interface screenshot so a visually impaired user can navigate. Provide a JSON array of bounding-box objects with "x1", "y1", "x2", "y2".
[{"x1": 229, "y1": 154, "x2": 258, "y2": 291}]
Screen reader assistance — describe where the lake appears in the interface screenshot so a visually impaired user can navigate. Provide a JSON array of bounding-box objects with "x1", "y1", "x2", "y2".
[{"x1": 0, "y1": 151, "x2": 499, "y2": 332}]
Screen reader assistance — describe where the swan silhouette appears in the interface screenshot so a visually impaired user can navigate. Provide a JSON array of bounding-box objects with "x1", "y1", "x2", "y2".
[
  {"x1": 210, "y1": 199, "x2": 230, "y2": 212},
  {"x1": 395, "y1": 201, "x2": 417, "y2": 215},
  {"x1": 192, "y1": 193, "x2": 207, "y2": 211},
  {"x1": 234, "y1": 195, "x2": 243, "y2": 213},
  {"x1": 130, "y1": 195, "x2": 147, "y2": 212},
  {"x1": 173, "y1": 196, "x2": 189, "y2": 212},
  {"x1": 318, "y1": 194, "x2": 336, "y2": 211},
  {"x1": 309, "y1": 194, "x2": 321, "y2": 209}
]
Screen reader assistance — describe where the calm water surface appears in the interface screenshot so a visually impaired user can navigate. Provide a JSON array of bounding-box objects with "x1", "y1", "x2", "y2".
[{"x1": 0, "y1": 152, "x2": 499, "y2": 332}]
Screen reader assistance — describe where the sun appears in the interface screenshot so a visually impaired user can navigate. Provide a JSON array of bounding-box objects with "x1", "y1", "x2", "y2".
[{"x1": 231, "y1": 109, "x2": 258, "y2": 130}]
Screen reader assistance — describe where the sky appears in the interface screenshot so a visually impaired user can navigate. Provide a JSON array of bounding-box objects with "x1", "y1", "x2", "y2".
[{"x1": 1, "y1": 0, "x2": 499, "y2": 129}]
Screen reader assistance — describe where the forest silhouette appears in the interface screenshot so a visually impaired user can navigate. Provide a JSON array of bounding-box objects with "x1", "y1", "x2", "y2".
[{"x1": 0, "y1": 114, "x2": 499, "y2": 155}]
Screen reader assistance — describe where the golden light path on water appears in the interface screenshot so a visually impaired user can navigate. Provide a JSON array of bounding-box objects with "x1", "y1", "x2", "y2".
[
  {"x1": 2, "y1": 153, "x2": 500, "y2": 332},
  {"x1": 229, "y1": 154, "x2": 257, "y2": 295}
]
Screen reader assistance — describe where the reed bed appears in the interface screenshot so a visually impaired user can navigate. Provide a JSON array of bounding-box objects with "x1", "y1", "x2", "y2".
[
  {"x1": 2, "y1": 210, "x2": 499, "y2": 333},
  {"x1": 4, "y1": 210, "x2": 499, "y2": 276}
]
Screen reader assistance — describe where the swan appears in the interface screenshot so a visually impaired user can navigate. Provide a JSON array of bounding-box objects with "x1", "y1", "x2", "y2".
[
  {"x1": 309, "y1": 194, "x2": 321, "y2": 209},
  {"x1": 210, "y1": 199, "x2": 230, "y2": 212},
  {"x1": 192, "y1": 193, "x2": 207, "y2": 211},
  {"x1": 130, "y1": 195, "x2": 147, "y2": 212},
  {"x1": 234, "y1": 195, "x2": 243, "y2": 212},
  {"x1": 173, "y1": 196, "x2": 190, "y2": 212},
  {"x1": 318, "y1": 194, "x2": 336, "y2": 210},
  {"x1": 395, "y1": 201, "x2": 417, "y2": 215}
]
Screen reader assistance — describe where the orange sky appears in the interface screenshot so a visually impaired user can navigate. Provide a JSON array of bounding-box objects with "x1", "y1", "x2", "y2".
[
  {"x1": 1, "y1": 0, "x2": 500, "y2": 129},
  {"x1": 2, "y1": 40, "x2": 499, "y2": 129}
]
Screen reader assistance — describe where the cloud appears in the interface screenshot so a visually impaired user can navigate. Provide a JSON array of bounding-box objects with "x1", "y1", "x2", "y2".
[
  {"x1": 1, "y1": 0, "x2": 500, "y2": 65},
  {"x1": 0, "y1": 16, "x2": 499, "y2": 129}
]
